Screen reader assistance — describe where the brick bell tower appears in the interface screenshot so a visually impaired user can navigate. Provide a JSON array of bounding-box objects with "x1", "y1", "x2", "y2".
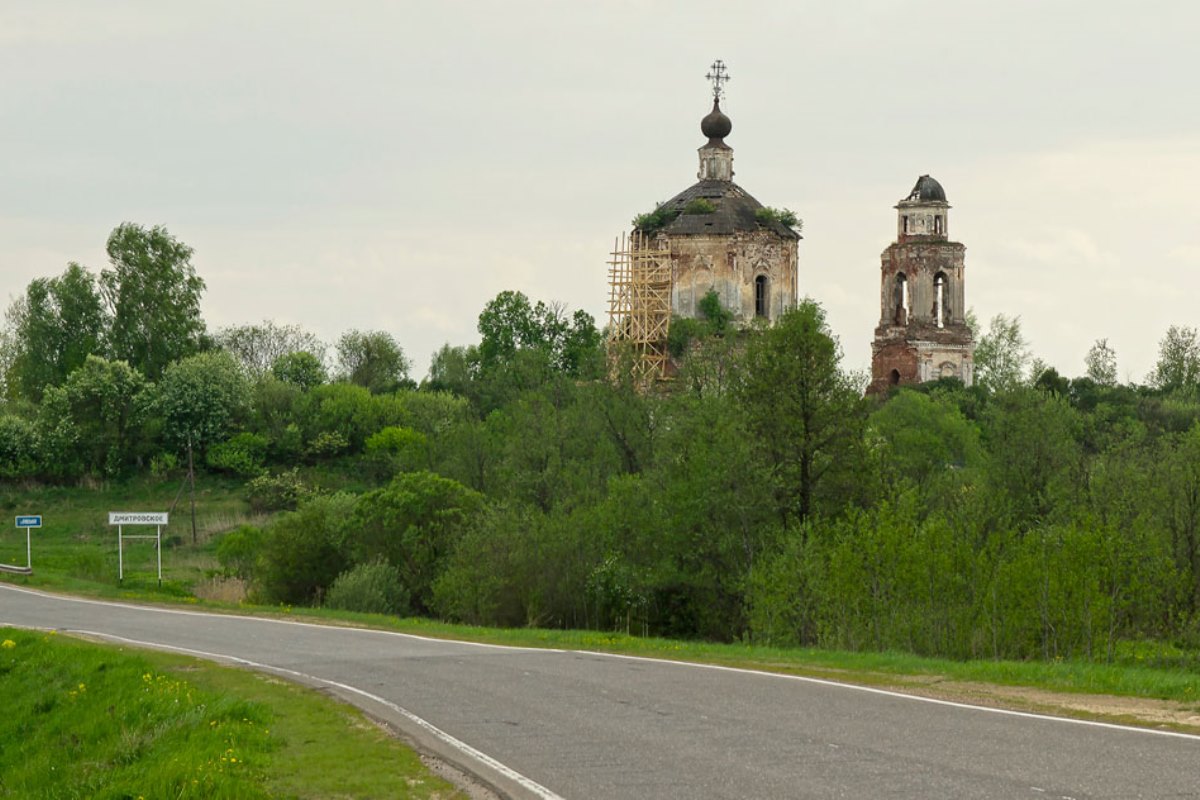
[{"x1": 869, "y1": 175, "x2": 974, "y2": 393}]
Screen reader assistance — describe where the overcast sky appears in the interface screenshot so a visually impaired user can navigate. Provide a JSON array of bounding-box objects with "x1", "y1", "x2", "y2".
[{"x1": 2, "y1": 1, "x2": 1197, "y2": 382}]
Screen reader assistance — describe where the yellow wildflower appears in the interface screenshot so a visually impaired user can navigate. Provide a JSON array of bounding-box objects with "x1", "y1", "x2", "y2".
[{"x1": 1, "y1": 640, "x2": 15, "y2": 649}]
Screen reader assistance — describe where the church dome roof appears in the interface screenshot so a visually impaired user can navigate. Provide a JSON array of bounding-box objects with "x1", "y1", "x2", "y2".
[
  {"x1": 905, "y1": 175, "x2": 947, "y2": 203},
  {"x1": 650, "y1": 180, "x2": 800, "y2": 240},
  {"x1": 701, "y1": 100, "x2": 732, "y2": 143}
]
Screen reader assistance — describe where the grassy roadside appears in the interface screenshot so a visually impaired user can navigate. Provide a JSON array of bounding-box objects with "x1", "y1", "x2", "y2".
[
  {"x1": 4, "y1": 477, "x2": 1200, "y2": 727},
  {"x1": 0, "y1": 626, "x2": 466, "y2": 799}
]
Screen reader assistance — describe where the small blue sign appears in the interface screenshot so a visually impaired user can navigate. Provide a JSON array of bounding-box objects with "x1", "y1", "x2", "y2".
[{"x1": 15, "y1": 516, "x2": 41, "y2": 528}]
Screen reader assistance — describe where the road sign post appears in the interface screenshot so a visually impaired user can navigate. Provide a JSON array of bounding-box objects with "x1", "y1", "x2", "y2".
[
  {"x1": 109, "y1": 512, "x2": 168, "y2": 586},
  {"x1": 6, "y1": 515, "x2": 41, "y2": 574}
]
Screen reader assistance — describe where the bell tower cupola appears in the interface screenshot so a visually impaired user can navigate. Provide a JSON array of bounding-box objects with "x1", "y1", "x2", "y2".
[{"x1": 896, "y1": 174, "x2": 950, "y2": 241}]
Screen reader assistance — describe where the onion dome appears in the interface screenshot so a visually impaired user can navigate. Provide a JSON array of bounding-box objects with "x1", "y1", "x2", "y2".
[
  {"x1": 905, "y1": 175, "x2": 947, "y2": 203},
  {"x1": 701, "y1": 99, "x2": 732, "y2": 144}
]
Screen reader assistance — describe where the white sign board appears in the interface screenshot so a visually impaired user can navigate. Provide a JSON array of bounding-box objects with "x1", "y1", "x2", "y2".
[{"x1": 109, "y1": 512, "x2": 169, "y2": 526}]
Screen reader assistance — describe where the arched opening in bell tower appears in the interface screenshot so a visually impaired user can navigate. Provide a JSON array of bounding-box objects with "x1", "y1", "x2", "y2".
[
  {"x1": 934, "y1": 271, "x2": 948, "y2": 328},
  {"x1": 893, "y1": 272, "x2": 909, "y2": 325}
]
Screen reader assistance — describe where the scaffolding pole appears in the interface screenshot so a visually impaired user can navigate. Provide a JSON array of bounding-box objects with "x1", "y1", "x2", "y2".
[{"x1": 607, "y1": 231, "x2": 673, "y2": 382}]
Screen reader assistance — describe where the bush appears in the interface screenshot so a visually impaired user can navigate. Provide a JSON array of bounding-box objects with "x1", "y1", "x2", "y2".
[
  {"x1": 0, "y1": 415, "x2": 38, "y2": 479},
  {"x1": 325, "y1": 560, "x2": 409, "y2": 616},
  {"x1": 682, "y1": 198, "x2": 716, "y2": 215},
  {"x1": 149, "y1": 452, "x2": 178, "y2": 479},
  {"x1": 257, "y1": 493, "x2": 356, "y2": 605},
  {"x1": 305, "y1": 430, "x2": 349, "y2": 461},
  {"x1": 631, "y1": 204, "x2": 679, "y2": 233},
  {"x1": 245, "y1": 468, "x2": 312, "y2": 513},
  {"x1": 754, "y1": 206, "x2": 800, "y2": 229},
  {"x1": 216, "y1": 524, "x2": 265, "y2": 581},
  {"x1": 206, "y1": 432, "x2": 269, "y2": 477}
]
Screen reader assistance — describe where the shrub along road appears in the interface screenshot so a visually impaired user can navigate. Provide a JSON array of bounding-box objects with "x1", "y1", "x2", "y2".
[{"x1": 3, "y1": 583, "x2": 1198, "y2": 800}]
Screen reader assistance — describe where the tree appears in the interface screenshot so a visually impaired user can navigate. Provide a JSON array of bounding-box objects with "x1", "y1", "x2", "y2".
[
  {"x1": 217, "y1": 321, "x2": 326, "y2": 377},
  {"x1": 336, "y1": 329, "x2": 411, "y2": 394},
  {"x1": 100, "y1": 223, "x2": 207, "y2": 380},
  {"x1": 271, "y1": 350, "x2": 328, "y2": 391},
  {"x1": 736, "y1": 299, "x2": 867, "y2": 527},
  {"x1": 353, "y1": 471, "x2": 483, "y2": 614},
  {"x1": 59, "y1": 355, "x2": 150, "y2": 476},
  {"x1": 423, "y1": 343, "x2": 480, "y2": 399},
  {"x1": 974, "y1": 313, "x2": 1030, "y2": 393},
  {"x1": 476, "y1": 291, "x2": 602, "y2": 377},
  {"x1": 1084, "y1": 338, "x2": 1118, "y2": 386},
  {"x1": 4, "y1": 263, "x2": 106, "y2": 403},
  {"x1": 157, "y1": 350, "x2": 249, "y2": 455},
  {"x1": 1148, "y1": 325, "x2": 1200, "y2": 392}
]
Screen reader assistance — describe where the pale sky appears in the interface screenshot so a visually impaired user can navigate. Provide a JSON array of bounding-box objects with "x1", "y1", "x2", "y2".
[{"x1": 3, "y1": 1, "x2": 1198, "y2": 382}]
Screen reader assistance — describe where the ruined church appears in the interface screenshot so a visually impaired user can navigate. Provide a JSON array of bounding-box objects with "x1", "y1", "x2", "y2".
[{"x1": 608, "y1": 62, "x2": 974, "y2": 387}]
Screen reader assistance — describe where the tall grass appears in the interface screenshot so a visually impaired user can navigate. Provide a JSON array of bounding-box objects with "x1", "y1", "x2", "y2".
[{"x1": 0, "y1": 627, "x2": 465, "y2": 798}]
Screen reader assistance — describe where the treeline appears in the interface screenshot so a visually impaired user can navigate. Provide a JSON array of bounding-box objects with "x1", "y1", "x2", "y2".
[{"x1": 4, "y1": 223, "x2": 1200, "y2": 665}]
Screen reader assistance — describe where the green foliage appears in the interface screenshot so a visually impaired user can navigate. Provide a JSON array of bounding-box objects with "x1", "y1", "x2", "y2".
[
  {"x1": 217, "y1": 321, "x2": 326, "y2": 377},
  {"x1": 158, "y1": 350, "x2": 250, "y2": 456},
  {"x1": 270, "y1": 350, "x2": 327, "y2": 391},
  {"x1": 324, "y1": 560, "x2": 409, "y2": 616},
  {"x1": 868, "y1": 389, "x2": 982, "y2": 495},
  {"x1": 1148, "y1": 324, "x2": 1200, "y2": 391},
  {"x1": 100, "y1": 223, "x2": 207, "y2": 380},
  {"x1": 1085, "y1": 338, "x2": 1119, "y2": 386},
  {"x1": 476, "y1": 291, "x2": 602, "y2": 381},
  {"x1": 667, "y1": 290, "x2": 732, "y2": 358},
  {"x1": 296, "y1": 382, "x2": 409, "y2": 452},
  {"x1": 364, "y1": 425, "x2": 428, "y2": 477},
  {"x1": 737, "y1": 300, "x2": 868, "y2": 526},
  {"x1": 304, "y1": 430, "x2": 350, "y2": 461},
  {"x1": 207, "y1": 432, "x2": 269, "y2": 477},
  {"x1": 257, "y1": 493, "x2": 357, "y2": 604},
  {"x1": 216, "y1": 524, "x2": 265, "y2": 580},
  {"x1": 974, "y1": 313, "x2": 1030, "y2": 393},
  {"x1": 4, "y1": 262, "x2": 105, "y2": 404},
  {"x1": 754, "y1": 206, "x2": 800, "y2": 229},
  {"x1": 353, "y1": 471, "x2": 483, "y2": 614},
  {"x1": 697, "y1": 289, "x2": 733, "y2": 333},
  {"x1": 336, "y1": 329, "x2": 410, "y2": 394},
  {"x1": 0, "y1": 414, "x2": 38, "y2": 478},
  {"x1": 58, "y1": 355, "x2": 151, "y2": 477},
  {"x1": 245, "y1": 468, "x2": 312, "y2": 513},
  {"x1": 682, "y1": 198, "x2": 716, "y2": 214},
  {"x1": 631, "y1": 203, "x2": 679, "y2": 233}
]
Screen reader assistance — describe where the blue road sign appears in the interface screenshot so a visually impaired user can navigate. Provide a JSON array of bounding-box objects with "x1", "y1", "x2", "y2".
[{"x1": 15, "y1": 516, "x2": 41, "y2": 528}]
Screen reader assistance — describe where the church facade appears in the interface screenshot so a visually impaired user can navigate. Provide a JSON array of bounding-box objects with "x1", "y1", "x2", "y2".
[{"x1": 633, "y1": 64, "x2": 800, "y2": 325}]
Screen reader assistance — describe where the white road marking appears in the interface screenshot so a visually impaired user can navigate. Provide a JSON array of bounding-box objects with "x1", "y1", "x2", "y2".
[
  {"x1": 5, "y1": 582, "x2": 1200, "y2": 744},
  {"x1": 0, "y1": 583, "x2": 558, "y2": 653},
  {"x1": 64, "y1": 628, "x2": 566, "y2": 800}
]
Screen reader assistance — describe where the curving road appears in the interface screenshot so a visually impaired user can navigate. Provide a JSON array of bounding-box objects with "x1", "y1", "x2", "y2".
[{"x1": 3, "y1": 583, "x2": 1198, "y2": 799}]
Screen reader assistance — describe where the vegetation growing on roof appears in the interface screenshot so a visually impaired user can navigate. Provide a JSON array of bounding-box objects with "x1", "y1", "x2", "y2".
[
  {"x1": 632, "y1": 204, "x2": 680, "y2": 233},
  {"x1": 755, "y1": 206, "x2": 801, "y2": 230},
  {"x1": 682, "y1": 198, "x2": 717, "y2": 215}
]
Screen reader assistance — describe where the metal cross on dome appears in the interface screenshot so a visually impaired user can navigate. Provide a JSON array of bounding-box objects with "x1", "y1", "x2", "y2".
[{"x1": 705, "y1": 60, "x2": 731, "y2": 101}]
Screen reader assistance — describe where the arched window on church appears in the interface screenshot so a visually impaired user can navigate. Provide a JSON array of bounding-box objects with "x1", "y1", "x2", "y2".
[
  {"x1": 934, "y1": 271, "x2": 948, "y2": 328},
  {"x1": 934, "y1": 215, "x2": 944, "y2": 235},
  {"x1": 893, "y1": 272, "x2": 908, "y2": 325},
  {"x1": 755, "y1": 275, "x2": 769, "y2": 318},
  {"x1": 890, "y1": 369, "x2": 901, "y2": 385}
]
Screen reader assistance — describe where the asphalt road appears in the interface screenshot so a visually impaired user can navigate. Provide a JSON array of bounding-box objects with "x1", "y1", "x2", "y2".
[{"x1": 3, "y1": 583, "x2": 1198, "y2": 799}]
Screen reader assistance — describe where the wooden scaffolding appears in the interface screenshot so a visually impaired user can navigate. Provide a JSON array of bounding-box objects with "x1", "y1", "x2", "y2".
[{"x1": 607, "y1": 231, "x2": 673, "y2": 381}]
